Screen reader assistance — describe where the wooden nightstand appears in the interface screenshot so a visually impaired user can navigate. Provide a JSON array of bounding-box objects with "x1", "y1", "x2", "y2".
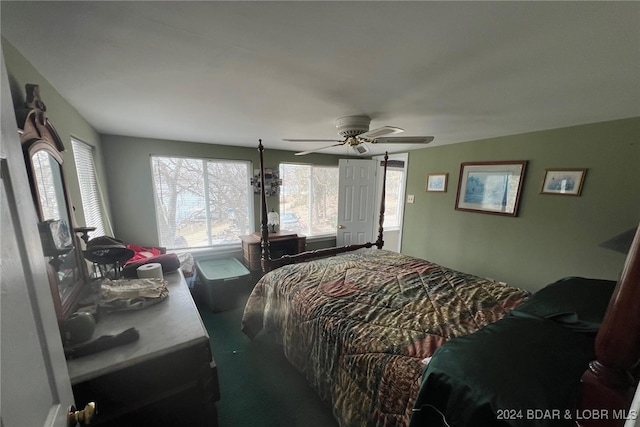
[{"x1": 239, "y1": 231, "x2": 306, "y2": 271}]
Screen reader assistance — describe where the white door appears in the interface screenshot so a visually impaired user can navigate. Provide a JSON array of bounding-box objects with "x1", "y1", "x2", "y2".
[
  {"x1": 1, "y1": 49, "x2": 75, "y2": 427},
  {"x1": 337, "y1": 159, "x2": 377, "y2": 246}
]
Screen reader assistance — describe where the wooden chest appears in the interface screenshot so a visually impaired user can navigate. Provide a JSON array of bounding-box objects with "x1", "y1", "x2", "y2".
[{"x1": 239, "y1": 231, "x2": 306, "y2": 271}]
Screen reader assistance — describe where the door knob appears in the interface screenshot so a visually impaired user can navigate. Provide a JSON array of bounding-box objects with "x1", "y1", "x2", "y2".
[
  {"x1": 338, "y1": 225, "x2": 344, "y2": 229},
  {"x1": 68, "y1": 402, "x2": 96, "y2": 426}
]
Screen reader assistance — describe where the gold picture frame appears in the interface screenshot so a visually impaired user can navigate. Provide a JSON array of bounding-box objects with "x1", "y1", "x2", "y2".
[{"x1": 540, "y1": 168, "x2": 587, "y2": 196}]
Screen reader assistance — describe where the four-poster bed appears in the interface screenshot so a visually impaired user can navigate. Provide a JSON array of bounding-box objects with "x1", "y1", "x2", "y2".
[
  {"x1": 255, "y1": 139, "x2": 388, "y2": 273},
  {"x1": 242, "y1": 140, "x2": 640, "y2": 427}
]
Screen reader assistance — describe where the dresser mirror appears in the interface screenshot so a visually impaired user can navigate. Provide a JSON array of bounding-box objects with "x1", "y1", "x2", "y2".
[{"x1": 17, "y1": 84, "x2": 89, "y2": 321}]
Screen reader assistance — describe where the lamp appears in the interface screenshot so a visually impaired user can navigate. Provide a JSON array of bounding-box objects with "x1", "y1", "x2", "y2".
[
  {"x1": 267, "y1": 210, "x2": 280, "y2": 233},
  {"x1": 599, "y1": 227, "x2": 638, "y2": 255}
]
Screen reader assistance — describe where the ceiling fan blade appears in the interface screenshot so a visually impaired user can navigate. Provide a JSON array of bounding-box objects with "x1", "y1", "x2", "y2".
[
  {"x1": 358, "y1": 126, "x2": 404, "y2": 140},
  {"x1": 294, "y1": 142, "x2": 346, "y2": 156},
  {"x1": 372, "y1": 136, "x2": 435, "y2": 144},
  {"x1": 284, "y1": 138, "x2": 343, "y2": 143}
]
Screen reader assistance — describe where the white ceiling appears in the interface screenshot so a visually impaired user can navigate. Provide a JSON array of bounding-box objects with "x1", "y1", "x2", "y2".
[{"x1": 1, "y1": 1, "x2": 638, "y2": 156}]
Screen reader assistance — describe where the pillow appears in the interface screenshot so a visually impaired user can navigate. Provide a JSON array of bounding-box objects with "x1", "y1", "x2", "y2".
[
  {"x1": 512, "y1": 276, "x2": 617, "y2": 331},
  {"x1": 121, "y1": 253, "x2": 181, "y2": 278}
]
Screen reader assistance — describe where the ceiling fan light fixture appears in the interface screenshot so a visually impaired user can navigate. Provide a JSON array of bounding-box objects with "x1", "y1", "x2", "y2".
[{"x1": 352, "y1": 144, "x2": 370, "y2": 155}]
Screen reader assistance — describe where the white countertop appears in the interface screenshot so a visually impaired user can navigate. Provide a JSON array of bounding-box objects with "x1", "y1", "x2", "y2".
[{"x1": 67, "y1": 270, "x2": 210, "y2": 385}]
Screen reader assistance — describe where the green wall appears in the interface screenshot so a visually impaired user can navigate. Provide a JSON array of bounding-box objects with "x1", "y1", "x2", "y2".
[
  {"x1": 2, "y1": 39, "x2": 110, "y2": 232},
  {"x1": 403, "y1": 118, "x2": 640, "y2": 291},
  {"x1": 100, "y1": 134, "x2": 344, "y2": 248}
]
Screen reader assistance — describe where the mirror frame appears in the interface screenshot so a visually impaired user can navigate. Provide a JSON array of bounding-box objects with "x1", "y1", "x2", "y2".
[{"x1": 17, "y1": 84, "x2": 89, "y2": 321}]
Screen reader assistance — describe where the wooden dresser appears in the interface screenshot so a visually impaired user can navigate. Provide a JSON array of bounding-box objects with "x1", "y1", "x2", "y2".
[
  {"x1": 239, "y1": 231, "x2": 306, "y2": 271},
  {"x1": 67, "y1": 271, "x2": 219, "y2": 427}
]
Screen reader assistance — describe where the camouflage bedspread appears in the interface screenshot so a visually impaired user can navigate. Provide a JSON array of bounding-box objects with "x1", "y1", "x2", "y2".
[{"x1": 241, "y1": 249, "x2": 529, "y2": 427}]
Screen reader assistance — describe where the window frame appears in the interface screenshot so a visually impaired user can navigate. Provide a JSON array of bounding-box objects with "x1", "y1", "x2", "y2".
[
  {"x1": 279, "y1": 162, "x2": 339, "y2": 239},
  {"x1": 150, "y1": 155, "x2": 253, "y2": 250},
  {"x1": 379, "y1": 166, "x2": 405, "y2": 231},
  {"x1": 71, "y1": 137, "x2": 108, "y2": 239}
]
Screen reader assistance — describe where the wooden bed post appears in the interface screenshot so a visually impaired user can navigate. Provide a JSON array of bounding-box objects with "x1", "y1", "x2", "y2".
[
  {"x1": 258, "y1": 140, "x2": 271, "y2": 273},
  {"x1": 375, "y1": 152, "x2": 388, "y2": 249},
  {"x1": 576, "y1": 225, "x2": 640, "y2": 426},
  {"x1": 257, "y1": 141, "x2": 388, "y2": 270}
]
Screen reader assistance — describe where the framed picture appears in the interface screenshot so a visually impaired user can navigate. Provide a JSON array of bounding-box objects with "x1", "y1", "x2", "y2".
[
  {"x1": 455, "y1": 161, "x2": 527, "y2": 216},
  {"x1": 540, "y1": 168, "x2": 587, "y2": 196},
  {"x1": 426, "y1": 173, "x2": 448, "y2": 192}
]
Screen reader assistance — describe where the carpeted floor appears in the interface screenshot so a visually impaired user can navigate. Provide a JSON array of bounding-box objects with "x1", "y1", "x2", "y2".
[{"x1": 196, "y1": 291, "x2": 339, "y2": 427}]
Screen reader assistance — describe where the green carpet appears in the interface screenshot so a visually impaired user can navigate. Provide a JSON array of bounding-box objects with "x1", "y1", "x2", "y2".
[{"x1": 197, "y1": 293, "x2": 339, "y2": 427}]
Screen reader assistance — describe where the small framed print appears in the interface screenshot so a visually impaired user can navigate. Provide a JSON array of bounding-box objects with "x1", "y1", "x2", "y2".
[
  {"x1": 540, "y1": 169, "x2": 587, "y2": 196},
  {"x1": 426, "y1": 173, "x2": 448, "y2": 192}
]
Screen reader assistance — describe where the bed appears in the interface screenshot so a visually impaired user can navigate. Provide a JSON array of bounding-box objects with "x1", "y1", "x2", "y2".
[
  {"x1": 410, "y1": 276, "x2": 618, "y2": 427},
  {"x1": 242, "y1": 249, "x2": 529, "y2": 425},
  {"x1": 242, "y1": 140, "x2": 640, "y2": 427}
]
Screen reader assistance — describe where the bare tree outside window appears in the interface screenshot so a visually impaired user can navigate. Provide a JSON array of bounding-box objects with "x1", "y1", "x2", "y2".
[
  {"x1": 279, "y1": 164, "x2": 338, "y2": 237},
  {"x1": 151, "y1": 156, "x2": 251, "y2": 249}
]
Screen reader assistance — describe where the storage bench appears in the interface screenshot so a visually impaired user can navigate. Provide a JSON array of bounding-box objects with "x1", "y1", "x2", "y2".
[{"x1": 195, "y1": 257, "x2": 250, "y2": 312}]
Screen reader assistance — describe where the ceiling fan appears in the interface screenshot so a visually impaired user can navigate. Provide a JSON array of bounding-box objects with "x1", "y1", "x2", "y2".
[{"x1": 284, "y1": 115, "x2": 435, "y2": 156}]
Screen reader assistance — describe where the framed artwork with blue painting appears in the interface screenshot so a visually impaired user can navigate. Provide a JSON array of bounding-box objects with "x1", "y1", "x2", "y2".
[
  {"x1": 426, "y1": 173, "x2": 448, "y2": 192},
  {"x1": 541, "y1": 168, "x2": 587, "y2": 196},
  {"x1": 455, "y1": 161, "x2": 527, "y2": 216}
]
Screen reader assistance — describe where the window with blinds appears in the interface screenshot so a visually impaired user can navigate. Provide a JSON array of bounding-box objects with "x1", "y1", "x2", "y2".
[{"x1": 71, "y1": 138, "x2": 107, "y2": 239}]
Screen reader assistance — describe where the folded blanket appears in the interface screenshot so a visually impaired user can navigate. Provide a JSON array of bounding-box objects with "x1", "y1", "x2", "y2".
[{"x1": 100, "y1": 278, "x2": 169, "y2": 311}]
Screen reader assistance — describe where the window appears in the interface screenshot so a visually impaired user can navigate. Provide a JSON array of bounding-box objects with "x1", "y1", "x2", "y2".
[
  {"x1": 151, "y1": 156, "x2": 252, "y2": 249},
  {"x1": 279, "y1": 163, "x2": 338, "y2": 237},
  {"x1": 71, "y1": 138, "x2": 107, "y2": 239},
  {"x1": 382, "y1": 169, "x2": 404, "y2": 229}
]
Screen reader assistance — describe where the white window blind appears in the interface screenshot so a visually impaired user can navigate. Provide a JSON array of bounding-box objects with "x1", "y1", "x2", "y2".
[{"x1": 71, "y1": 138, "x2": 107, "y2": 239}]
